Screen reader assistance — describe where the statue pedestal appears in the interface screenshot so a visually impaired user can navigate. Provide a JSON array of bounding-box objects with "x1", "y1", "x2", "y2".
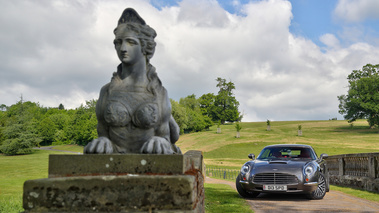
[{"x1": 23, "y1": 151, "x2": 204, "y2": 212}]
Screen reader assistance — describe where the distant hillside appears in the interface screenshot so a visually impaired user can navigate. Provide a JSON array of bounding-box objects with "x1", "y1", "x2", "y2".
[{"x1": 176, "y1": 120, "x2": 378, "y2": 169}]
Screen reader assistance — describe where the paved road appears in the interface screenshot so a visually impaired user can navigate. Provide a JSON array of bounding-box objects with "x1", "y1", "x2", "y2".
[{"x1": 205, "y1": 177, "x2": 379, "y2": 213}]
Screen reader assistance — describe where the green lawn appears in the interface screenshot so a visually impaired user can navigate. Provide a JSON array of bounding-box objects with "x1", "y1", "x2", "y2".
[
  {"x1": 205, "y1": 183, "x2": 253, "y2": 213},
  {"x1": 0, "y1": 145, "x2": 83, "y2": 212},
  {"x1": 177, "y1": 119, "x2": 379, "y2": 169},
  {"x1": 0, "y1": 149, "x2": 61, "y2": 212},
  {"x1": 51, "y1": 144, "x2": 83, "y2": 153}
]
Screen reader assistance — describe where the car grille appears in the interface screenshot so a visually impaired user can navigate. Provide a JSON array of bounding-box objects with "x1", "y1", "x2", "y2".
[{"x1": 253, "y1": 173, "x2": 298, "y2": 184}]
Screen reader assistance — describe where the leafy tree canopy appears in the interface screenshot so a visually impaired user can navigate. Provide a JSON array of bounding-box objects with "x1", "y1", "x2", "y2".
[
  {"x1": 0, "y1": 100, "x2": 42, "y2": 155},
  {"x1": 338, "y1": 64, "x2": 379, "y2": 127},
  {"x1": 213, "y1": 78, "x2": 240, "y2": 124},
  {"x1": 0, "y1": 98, "x2": 98, "y2": 155},
  {"x1": 178, "y1": 95, "x2": 212, "y2": 133}
]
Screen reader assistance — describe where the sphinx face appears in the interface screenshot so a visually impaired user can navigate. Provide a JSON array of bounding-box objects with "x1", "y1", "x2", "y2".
[{"x1": 114, "y1": 29, "x2": 144, "y2": 65}]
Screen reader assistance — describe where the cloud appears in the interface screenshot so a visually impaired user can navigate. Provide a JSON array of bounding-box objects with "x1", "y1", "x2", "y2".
[
  {"x1": 334, "y1": 0, "x2": 379, "y2": 22},
  {"x1": 1, "y1": 0, "x2": 379, "y2": 121},
  {"x1": 320, "y1": 33, "x2": 340, "y2": 48},
  {"x1": 177, "y1": 0, "x2": 229, "y2": 27}
]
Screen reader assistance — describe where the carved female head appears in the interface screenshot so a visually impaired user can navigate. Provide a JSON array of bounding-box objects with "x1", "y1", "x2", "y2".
[
  {"x1": 113, "y1": 8, "x2": 157, "y2": 63},
  {"x1": 113, "y1": 8, "x2": 162, "y2": 95}
]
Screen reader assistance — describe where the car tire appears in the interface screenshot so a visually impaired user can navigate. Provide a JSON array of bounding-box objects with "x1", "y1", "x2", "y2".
[
  {"x1": 307, "y1": 173, "x2": 327, "y2": 200},
  {"x1": 236, "y1": 175, "x2": 260, "y2": 198}
]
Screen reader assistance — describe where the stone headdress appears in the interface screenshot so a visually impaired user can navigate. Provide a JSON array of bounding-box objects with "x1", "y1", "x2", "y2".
[
  {"x1": 115, "y1": 8, "x2": 157, "y2": 40},
  {"x1": 117, "y1": 8, "x2": 146, "y2": 26}
]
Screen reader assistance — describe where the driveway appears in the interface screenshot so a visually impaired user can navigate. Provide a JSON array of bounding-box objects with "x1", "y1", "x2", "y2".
[{"x1": 205, "y1": 177, "x2": 379, "y2": 212}]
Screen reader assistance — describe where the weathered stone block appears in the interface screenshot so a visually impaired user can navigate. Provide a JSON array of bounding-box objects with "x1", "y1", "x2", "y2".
[
  {"x1": 24, "y1": 175, "x2": 196, "y2": 212},
  {"x1": 49, "y1": 151, "x2": 203, "y2": 178},
  {"x1": 23, "y1": 151, "x2": 204, "y2": 212}
]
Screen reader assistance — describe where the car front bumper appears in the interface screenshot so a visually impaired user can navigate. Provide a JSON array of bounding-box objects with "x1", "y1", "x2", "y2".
[{"x1": 239, "y1": 177, "x2": 318, "y2": 193}]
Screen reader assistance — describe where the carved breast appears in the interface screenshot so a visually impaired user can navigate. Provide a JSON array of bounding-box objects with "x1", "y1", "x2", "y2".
[
  {"x1": 104, "y1": 89, "x2": 158, "y2": 129},
  {"x1": 104, "y1": 101, "x2": 130, "y2": 127}
]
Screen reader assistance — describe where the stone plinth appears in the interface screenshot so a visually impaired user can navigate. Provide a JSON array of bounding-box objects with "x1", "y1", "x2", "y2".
[{"x1": 23, "y1": 150, "x2": 204, "y2": 212}]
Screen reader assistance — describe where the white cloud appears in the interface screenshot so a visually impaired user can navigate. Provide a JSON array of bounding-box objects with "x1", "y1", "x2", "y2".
[
  {"x1": 1, "y1": 0, "x2": 379, "y2": 122},
  {"x1": 334, "y1": 0, "x2": 379, "y2": 22},
  {"x1": 320, "y1": 33, "x2": 340, "y2": 48},
  {"x1": 177, "y1": 0, "x2": 229, "y2": 27}
]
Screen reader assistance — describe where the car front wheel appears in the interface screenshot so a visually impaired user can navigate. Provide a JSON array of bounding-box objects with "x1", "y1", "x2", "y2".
[
  {"x1": 308, "y1": 173, "x2": 327, "y2": 200},
  {"x1": 236, "y1": 174, "x2": 260, "y2": 198}
]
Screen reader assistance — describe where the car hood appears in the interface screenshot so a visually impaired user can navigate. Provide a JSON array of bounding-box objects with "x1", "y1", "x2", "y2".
[{"x1": 252, "y1": 159, "x2": 310, "y2": 174}]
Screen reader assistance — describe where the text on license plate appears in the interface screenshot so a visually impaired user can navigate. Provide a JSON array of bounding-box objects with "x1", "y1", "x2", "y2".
[{"x1": 263, "y1": 185, "x2": 287, "y2": 191}]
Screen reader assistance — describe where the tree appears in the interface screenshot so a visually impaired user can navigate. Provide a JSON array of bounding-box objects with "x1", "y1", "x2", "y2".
[
  {"x1": 213, "y1": 78, "x2": 240, "y2": 124},
  {"x1": 179, "y1": 95, "x2": 212, "y2": 133},
  {"x1": 0, "y1": 104, "x2": 7, "y2": 111},
  {"x1": 58, "y1": 103, "x2": 65, "y2": 110},
  {"x1": 235, "y1": 122, "x2": 242, "y2": 138},
  {"x1": 0, "y1": 100, "x2": 42, "y2": 155},
  {"x1": 199, "y1": 93, "x2": 216, "y2": 118},
  {"x1": 170, "y1": 99, "x2": 188, "y2": 134},
  {"x1": 179, "y1": 94, "x2": 198, "y2": 110},
  {"x1": 70, "y1": 100, "x2": 98, "y2": 145},
  {"x1": 338, "y1": 64, "x2": 379, "y2": 128},
  {"x1": 38, "y1": 117, "x2": 57, "y2": 144}
]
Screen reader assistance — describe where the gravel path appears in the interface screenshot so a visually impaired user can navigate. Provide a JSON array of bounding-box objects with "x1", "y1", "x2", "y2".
[{"x1": 205, "y1": 177, "x2": 379, "y2": 212}]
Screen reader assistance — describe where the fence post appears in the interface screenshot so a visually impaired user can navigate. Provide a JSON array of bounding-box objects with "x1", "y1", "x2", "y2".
[
  {"x1": 339, "y1": 157, "x2": 345, "y2": 176},
  {"x1": 223, "y1": 171, "x2": 226, "y2": 179},
  {"x1": 368, "y1": 155, "x2": 376, "y2": 179}
]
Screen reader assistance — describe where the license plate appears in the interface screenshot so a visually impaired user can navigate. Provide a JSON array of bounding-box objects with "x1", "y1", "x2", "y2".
[{"x1": 263, "y1": 185, "x2": 287, "y2": 191}]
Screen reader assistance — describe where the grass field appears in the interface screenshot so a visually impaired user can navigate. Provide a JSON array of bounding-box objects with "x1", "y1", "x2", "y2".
[
  {"x1": 0, "y1": 119, "x2": 378, "y2": 212},
  {"x1": 0, "y1": 146, "x2": 83, "y2": 212},
  {"x1": 177, "y1": 119, "x2": 378, "y2": 169},
  {"x1": 205, "y1": 183, "x2": 253, "y2": 213}
]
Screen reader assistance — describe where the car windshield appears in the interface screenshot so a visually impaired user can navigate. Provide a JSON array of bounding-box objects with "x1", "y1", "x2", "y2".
[{"x1": 257, "y1": 147, "x2": 316, "y2": 160}]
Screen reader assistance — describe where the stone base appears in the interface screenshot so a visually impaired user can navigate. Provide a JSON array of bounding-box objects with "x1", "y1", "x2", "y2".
[
  {"x1": 330, "y1": 175, "x2": 379, "y2": 193},
  {"x1": 23, "y1": 151, "x2": 204, "y2": 212}
]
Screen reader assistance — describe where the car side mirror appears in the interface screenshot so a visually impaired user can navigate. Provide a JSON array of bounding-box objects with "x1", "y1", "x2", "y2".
[
  {"x1": 248, "y1": 153, "x2": 255, "y2": 160},
  {"x1": 320, "y1": 153, "x2": 328, "y2": 160}
]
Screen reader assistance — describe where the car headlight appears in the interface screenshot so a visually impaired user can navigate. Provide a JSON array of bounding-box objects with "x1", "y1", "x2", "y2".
[
  {"x1": 241, "y1": 165, "x2": 250, "y2": 173},
  {"x1": 304, "y1": 163, "x2": 317, "y2": 181},
  {"x1": 305, "y1": 165, "x2": 314, "y2": 176}
]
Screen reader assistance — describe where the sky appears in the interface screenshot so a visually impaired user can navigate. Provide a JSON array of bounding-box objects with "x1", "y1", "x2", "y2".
[{"x1": 1, "y1": 0, "x2": 379, "y2": 122}]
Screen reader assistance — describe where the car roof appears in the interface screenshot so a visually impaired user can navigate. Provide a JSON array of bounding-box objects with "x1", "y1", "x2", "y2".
[{"x1": 263, "y1": 144, "x2": 313, "y2": 149}]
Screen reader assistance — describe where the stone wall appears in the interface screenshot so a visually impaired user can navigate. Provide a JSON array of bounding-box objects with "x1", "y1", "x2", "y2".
[
  {"x1": 326, "y1": 153, "x2": 379, "y2": 193},
  {"x1": 23, "y1": 150, "x2": 205, "y2": 212}
]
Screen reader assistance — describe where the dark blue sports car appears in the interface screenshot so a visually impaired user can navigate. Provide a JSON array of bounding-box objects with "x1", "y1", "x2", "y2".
[{"x1": 236, "y1": 144, "x2": 329, "y2": 199}]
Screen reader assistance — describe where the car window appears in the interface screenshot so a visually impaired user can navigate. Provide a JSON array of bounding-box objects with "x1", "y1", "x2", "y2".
[{"x1": 257, "y1": 147, "x2": 316, "y2": 160}]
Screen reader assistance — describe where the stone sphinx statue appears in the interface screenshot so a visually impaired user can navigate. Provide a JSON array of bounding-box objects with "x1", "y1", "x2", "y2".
[{"x1": 84, "y1": 8, "x2": 181, "y2": 154}]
